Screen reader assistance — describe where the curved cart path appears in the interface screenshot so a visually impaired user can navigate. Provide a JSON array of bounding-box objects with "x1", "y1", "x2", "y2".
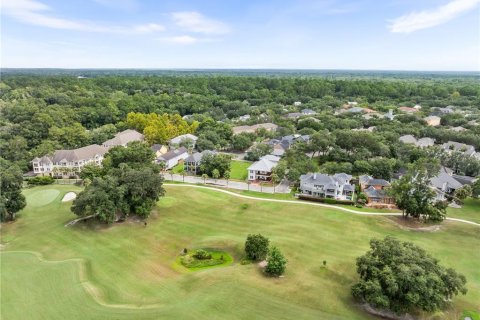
[{"x1": 164, "y1": 184, "x2": 480, "y2": 227}]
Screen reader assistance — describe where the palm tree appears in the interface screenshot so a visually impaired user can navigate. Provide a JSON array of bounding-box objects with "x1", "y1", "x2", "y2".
[
  {"x1": 271, "y1": 173, "x2": 279, "y2": 193},
  {"x1": 224, "y1": 171, "x2": 230, "y2": 187}
]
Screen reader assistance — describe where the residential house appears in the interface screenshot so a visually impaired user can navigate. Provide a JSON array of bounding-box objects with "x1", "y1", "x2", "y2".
[
  {"x1": 247, "y1": 155, "x2": 280, "y2": 181},
  {"x1": 284, "y1": 112, "x2": 304, "y2": 119},
  {"x1": 450, "y1": 126, "x2": 466, "y2": 132},
  {"x1": 184, "y1": 150, "x2": 216, "y2": 173},
  {"x1": 293, "y1": 101, "x2": 302, "y2": 107},
  {"x1": 238, "y1": 114, "x2": 251, "y2": 122},
  {"x1": 156, "y1": 147, "x2": 189, "y2": 170},
  {"x1": 267, "y1": 134, "x2": 310, "y2": 156},
  {"x1": 398, "y1": 135, "x2": 434, "y2": 148},
  {"x1": 398, "y1": 106, "x2": 418, "y2": 113},
  {"x1": 32, "y1": 144, "x2": 108, "y2": 176},
  {"x1": 347, "y1": 107, "x2": 366, "y2": 113},
  {"x1": 384, "y1": 109, "x2": 394, "y2": 121},
  {"x1": 102, "y1": 129, "x2": 144, "y2": 148},
  {"x1": 169, "y1": 134, "x2": 198, "y2": 148},
  {"x1": 442, "y1": 141, "x2": 477, "y2": 157},
  {"x1": 232, "y1": 123, "x2": 278, "y2": 135},
  {"x1": 359, "y1": 175, "x2": 394, "y2": 205},
  {"x1": 424, "y1": 116, "x2": 441, "y2": 126},
  {"x1": 151, "y1": 144, "x2": 168, "y2": 157},
  {"x1": 413, "y1": 104, "x2": 422, "y2": 110},
  {"x1": 430, "y1": 167, "x2": 463, "y2": 201},
  {"x1": 301, "y1": 109, "x2": 317, "y2": 115},
  {"x1": 436, "y1": 106, "x2": 454, "y2": 115},
  {"x1": 416, "y1": 137, "x2": 435, "y2": 148},
  {"x1": 299, "y1": 173, "x2": 354, "y2": 200}
]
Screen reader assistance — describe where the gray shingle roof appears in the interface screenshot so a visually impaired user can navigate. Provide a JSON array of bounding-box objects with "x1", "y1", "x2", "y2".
[
  {"x1": 103, "y1": 129, "x2": 144, "y2": 147},
  {"x1": 157, "y1": 147, "x2": 188, "y2": 161},
  {"x1": 52, "y1": 145, "x2": 108, "y2": 163},
  {"x1": 169, "y1": 134, "x2": 198, "y2": 145}
]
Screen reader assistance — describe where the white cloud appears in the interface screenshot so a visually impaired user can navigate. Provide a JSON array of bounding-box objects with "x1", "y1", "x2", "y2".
[
  {"x1": 134, "y1": 23, "x2": 165, "y2": 33},
  {"x1": 159, "y1": 35, "x2": 199, "y2": 45},
  {"x1": 171, "y1": 11, "x2": 230, "y2": 34},
  {"x1": 389, "y1": 0, "x2": 480, "y2": 33},
  {"x1": 93, "y1": 0, "x2": 139, "y2": 11},
  {"x1": 1, "y1": 0, "x2": 164, "y2": 34}
]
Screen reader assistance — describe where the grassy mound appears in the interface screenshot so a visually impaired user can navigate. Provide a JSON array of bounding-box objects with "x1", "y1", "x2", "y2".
[{"x1": 180, "y1": 249, "x2": 233, "y2": 270}]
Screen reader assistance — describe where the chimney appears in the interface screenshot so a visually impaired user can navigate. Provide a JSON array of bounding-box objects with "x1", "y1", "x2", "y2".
[{"x1": 313, "y1": 173, "x2": 317, "y2": 179}]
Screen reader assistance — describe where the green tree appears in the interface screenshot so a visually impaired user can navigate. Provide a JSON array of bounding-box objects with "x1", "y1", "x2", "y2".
[
  {"x1": 78, "y1": 164, "x2": 105, "y2": 180},
  {"x1": 245, "y1": 234, "x2": 270, "y2": 261},
  {"x1": 199, "y1": 153, "x2": 231, "y2": 177},
  {"x1": 231, "y1": 133, "x2": 254, "y2": 151},
  {"x1": 389, "y1": 159, "x2": 444, "y2": 221},
  {"x1": 265, "y1": 246, "x2": 287, "y2": 277},
  {"x1": 0, "y1": 159, "x2": 26, "y2": 221},
  {"x1": 453, "y1": 185, "x2": 472, "y2": 204},
  {"x1": 212, "y1": 169, "x2": 220, "y2": 181},
  {"x1": 224, "y1": 170, "x2": 230, "y2": 185},
  {"x1": 244, "y1": 143, "x2": 273, "y2": 161},
  {"x1": 103, "y1": 141, "x2": 156, "y2": 170},
  {"x1": 201, "y1": 173, "x2": 208, "y2": 184},
  {"x1": 352, "y1": 236, "x2": 467, "y2": 314},
  {"x1": 472, "y1": 179, "x2": 480, "y2": 198}
]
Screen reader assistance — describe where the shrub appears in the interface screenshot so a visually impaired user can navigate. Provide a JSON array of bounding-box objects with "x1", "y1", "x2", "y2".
[
  {"x1": 324, "y1": 198, "x2": 337, "y2": 204},
  {"x1": 245, "y1": 234, "x2": 269, "y2": 261},
  {"x1": 193, "y1": 249, "x2": 212, "y2": 260},
  {"x1": 27, "y1": 176, "x2": 55, "y2": 186},
  {"x1": 240, "y1": 203, "x2": 249, "y2": 210},
  {"x1": 265, "y1": 246, "x2": 287, "y2": 277}
]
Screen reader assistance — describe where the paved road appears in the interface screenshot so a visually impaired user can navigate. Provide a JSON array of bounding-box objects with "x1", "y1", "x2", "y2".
[
  {"x1": 164, "y1": 184, "x2": 480, "y2": 227},
  {"x1": 163, "y1": 173, "x2": 291, "y2": 194}
]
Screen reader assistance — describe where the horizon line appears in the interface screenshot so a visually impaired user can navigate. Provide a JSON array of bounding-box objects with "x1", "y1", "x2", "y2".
[{"x1": 1, "y1": 67, "x2": 479, "y2": 73}]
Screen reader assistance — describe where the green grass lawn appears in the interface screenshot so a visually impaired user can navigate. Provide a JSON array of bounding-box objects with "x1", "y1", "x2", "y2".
[
  {"x1": 447, "y1": 198, "x2": 480, "y2": 224},
  {"x1": 230, "y1": 160, "x2": 251, "y2": 180},
  {"x1": 1, "y1": 185, "x2": 479, "y2": 319},
  {"x1": 171, "y1": 162, "x2": 184, "y2": 174}
]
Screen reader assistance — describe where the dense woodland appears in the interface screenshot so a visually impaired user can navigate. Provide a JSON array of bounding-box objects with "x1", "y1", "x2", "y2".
[{"x1": 1, "y1": 72, "x2": 479, "y2": 179}]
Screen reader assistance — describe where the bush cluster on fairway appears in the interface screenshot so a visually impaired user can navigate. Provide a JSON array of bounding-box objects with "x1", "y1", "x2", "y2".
[
  {"x1": 245, "y1": 234, "x2": 269, "y2": 261},
  {"x1": 265, "y1": 246, "x2": 287, "y2": 277},
  {"x1": 352, "y1": 236, "x2": 467, "y2": 315},
  {"x1": 193, "y1": 249, "x2": 212, "y2": 260},
  {"x1": 180, "y1": 249, "x2": 231, "y2": 269}
]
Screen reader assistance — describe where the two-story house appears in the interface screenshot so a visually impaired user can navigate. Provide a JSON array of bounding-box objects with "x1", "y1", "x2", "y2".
[
  {"x1": 299, "y1": 173, "x2": 354, "y2": 200},
  {"x1": 156, "y1": 147, "x2": 189, "y2": 170},
  {"x1": 359, "y1": 175, "x2": 394, "y2": 205},
  {"x1": 247, "y1": 155, "x2": 280, "y2": 181},
  {"x1": 184, "y1": 150, "x2": 216, "y2": 174}
]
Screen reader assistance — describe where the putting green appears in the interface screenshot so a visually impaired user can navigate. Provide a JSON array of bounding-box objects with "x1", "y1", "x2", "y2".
[{"x1": 27, "y1": 189, "x2": 60, "y2": 207}]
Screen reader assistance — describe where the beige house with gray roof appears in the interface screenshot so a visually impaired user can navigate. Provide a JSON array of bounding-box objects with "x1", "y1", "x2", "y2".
[
  {"x1": 32, "y1": 144, "x2": 108, "y2": 176},
  {"x1": 102, "y1": 129, "x2": 144, "y2": 147}
]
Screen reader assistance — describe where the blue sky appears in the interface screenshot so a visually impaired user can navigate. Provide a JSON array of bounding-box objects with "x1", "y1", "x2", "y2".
[{"x1": 2, "y1": 0, "x2": 479, "y2": 70}]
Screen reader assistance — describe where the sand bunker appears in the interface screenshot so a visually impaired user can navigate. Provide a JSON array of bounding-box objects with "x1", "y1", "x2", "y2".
[{"x1": 62, "y1": 192, "x2": 77, "y2": 202}]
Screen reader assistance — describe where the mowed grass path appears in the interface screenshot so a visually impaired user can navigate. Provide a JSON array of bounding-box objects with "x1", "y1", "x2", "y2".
[
  {"x1": 1, "y1": 185, "x2": 479, "y2": 320},
  {"x1": 448, "y1": 198, "x2": 480, "y2": 224}
]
